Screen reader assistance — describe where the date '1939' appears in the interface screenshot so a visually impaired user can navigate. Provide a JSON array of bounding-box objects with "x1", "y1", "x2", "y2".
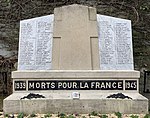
[{"x1": 14, "y1": 81, "x2": 26, "y2": 90}]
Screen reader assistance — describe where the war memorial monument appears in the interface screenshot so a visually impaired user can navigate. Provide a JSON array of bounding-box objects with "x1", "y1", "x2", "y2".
[{"x1": 3, "y1": 4, "x2": 148, "y2": 114}]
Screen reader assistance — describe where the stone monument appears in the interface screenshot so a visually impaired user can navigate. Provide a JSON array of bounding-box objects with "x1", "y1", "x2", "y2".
[{"x1": 4, "y1": 4, "x2": 148, "y2": 114}]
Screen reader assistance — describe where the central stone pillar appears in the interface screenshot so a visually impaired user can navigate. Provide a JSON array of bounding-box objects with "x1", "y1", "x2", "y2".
[{"x1": 52, "y1": 4, "x2": 99, "y2": 70}]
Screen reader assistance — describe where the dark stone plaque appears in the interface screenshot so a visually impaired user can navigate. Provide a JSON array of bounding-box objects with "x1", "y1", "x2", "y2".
[
  {"x1": 125, "y1": 80, "x2": 137, "y2": 90},
  {"x1": 14, "y1": 81, "x2": 26, "y2": 91},
  {"x1": 28, "y1": 80, "x2": 123, "y2": 90},
  {"x1": 14, "y1": 80, "x2": 138, "y2": 91}
]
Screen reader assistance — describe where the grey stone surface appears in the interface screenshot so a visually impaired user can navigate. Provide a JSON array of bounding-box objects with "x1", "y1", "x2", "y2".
[
  {"x1": 52, "y1": 4, "x2": 99, "y2": 70},
  {"x1": 12, "y1": 70, "x2": 140, "y2": 79},
  {"x1": 97, "y1": 15, "x2": 133, "y2": 70},
  {"x1": 18, "y1": 15, "x2": 54, "y2": 70},
  {"x1": 3, "y1": 92, "x2": 148, "y2": 114},
  {"x1": 7, "y1": 69, "x2": 147, "y2": 114}
]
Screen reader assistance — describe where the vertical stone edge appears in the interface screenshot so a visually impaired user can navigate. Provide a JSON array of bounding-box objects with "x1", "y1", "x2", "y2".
[
  {"x1": 88, "y1": 6, "x2": 100, "y2": 70},
  {"x1": 90, "y1": 37, "x2": 100, "y2": 70},
  {"x1": 52, "y1": 37, "x2": 61, "y2": 70},
  {"x1": 52, "y1": 6, "x2": 62, "y2": 70},
  {"x1": 54, "y1": 7, "x2": 62, "y2": 21},
  {"x1": 88, "y1": 7, "x2": 97, "y2": 21}
]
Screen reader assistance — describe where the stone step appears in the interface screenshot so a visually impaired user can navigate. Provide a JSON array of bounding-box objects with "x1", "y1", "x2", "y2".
[{"x1": 3, "y1": 92, "x2": 148, "y2": 114}]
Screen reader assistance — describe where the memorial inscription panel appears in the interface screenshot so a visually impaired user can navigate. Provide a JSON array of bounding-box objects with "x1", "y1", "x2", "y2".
[
  {"x1": 97, "y1": 15, "x2": 134, "y2": 70},
  {"x1": 18, "y1": 15, "x2": 54, "y2": 70},
  {"x1": 18, "y1": 14, "x2": 134, "y2": 71},
  {"x1": 14, "y1": 80, "x2": 137, "y2": 91}
]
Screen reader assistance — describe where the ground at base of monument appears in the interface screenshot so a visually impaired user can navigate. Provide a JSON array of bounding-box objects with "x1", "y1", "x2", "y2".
[
  {"x1": 3, "y1": 92, "x2": 148, "y2": 114},
  {"x1": 0, "y1": 112, "x2": 148, "y2": 118}
]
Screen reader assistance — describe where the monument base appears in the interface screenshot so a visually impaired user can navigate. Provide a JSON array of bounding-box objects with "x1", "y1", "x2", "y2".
[
  {"x1": 3, "y1": 70, "x2": 148, "y2": 114},
  {"x1": 4, "y1": 92, "x2": 148, "y2": 114}
]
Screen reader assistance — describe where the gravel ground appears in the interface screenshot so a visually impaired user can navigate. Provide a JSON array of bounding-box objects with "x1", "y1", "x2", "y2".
[{"x1": 0, "y1": 112, "x2": 148, "y2": 118}]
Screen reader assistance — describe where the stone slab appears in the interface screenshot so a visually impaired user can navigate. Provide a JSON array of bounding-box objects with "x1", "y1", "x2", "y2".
[
  {"x1": 3, "y1": 92, "x2": 148, "y2": 114},
  {"x1": 52, "y1": 4, "x2": 99, "y2": 70},
  {"x1": 12, "y1": 70, "x2": 140, "y2": 79},
  {"x1": 11, "y1": 70, "x2": 140, "y2": 92},
  {"x1": 18, "y1": 15, "x2": 54, "y2": 70},
  {"x1": 97, "y1": 15, "x2": 133, "y2": 70}
]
